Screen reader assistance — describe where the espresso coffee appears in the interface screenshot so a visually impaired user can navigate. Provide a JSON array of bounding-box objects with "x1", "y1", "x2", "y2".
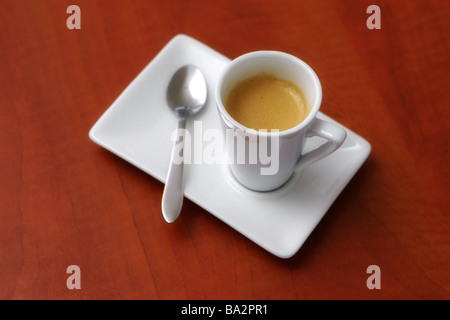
[{"x1": 225, "y1": 73, "x2": 309, "y2": 131}]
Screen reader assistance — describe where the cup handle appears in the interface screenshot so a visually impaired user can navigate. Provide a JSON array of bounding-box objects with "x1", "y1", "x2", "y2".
[{"x1": 294, "y1": 118, "x2": 347, "y2": 172}]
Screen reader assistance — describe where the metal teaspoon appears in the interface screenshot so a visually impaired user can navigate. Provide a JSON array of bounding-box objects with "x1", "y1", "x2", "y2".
[{"x1": 161, "y1": 65, "x2": 207, "y2": 223}]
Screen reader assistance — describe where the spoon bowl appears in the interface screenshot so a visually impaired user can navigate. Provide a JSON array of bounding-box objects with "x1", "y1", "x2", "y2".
[{"x1": 167, "y1": 65, "x2": 207, "y2": 116}]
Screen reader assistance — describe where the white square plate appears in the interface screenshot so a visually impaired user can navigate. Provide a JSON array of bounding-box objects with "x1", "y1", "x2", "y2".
[{"x1": 89, "y1": 34, "x2": 371, "y2": 258}]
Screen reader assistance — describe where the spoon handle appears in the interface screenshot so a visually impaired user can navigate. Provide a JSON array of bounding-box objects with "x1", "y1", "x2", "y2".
[{"x1": 162, "y1": 117, "x2": 187, "y2": 223}]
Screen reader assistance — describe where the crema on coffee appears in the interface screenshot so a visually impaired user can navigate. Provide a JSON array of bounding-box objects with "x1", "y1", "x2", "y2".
[{"x1": 225, "y1": 73, "x2": 309, "y2": 131}]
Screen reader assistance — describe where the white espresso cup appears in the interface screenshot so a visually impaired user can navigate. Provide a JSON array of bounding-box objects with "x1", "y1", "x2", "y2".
[{"x1": 215, "y1": 51, "x2": 347, "y2": 191}]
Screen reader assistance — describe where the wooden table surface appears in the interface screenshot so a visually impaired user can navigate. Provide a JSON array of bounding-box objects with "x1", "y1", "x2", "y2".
[{"x1": 1, "y1": 0, "x2": 449, "y2": 300}]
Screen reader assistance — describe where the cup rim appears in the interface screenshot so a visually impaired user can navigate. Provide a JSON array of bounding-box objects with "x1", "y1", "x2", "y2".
[{"x1": 215, "y1": 50, "x2": 322, "y2": 136}]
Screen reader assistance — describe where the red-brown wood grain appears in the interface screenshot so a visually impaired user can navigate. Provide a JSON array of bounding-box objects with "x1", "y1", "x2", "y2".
[{"x1": 0, "y1": 0, "x2": 448, "y2": 299}]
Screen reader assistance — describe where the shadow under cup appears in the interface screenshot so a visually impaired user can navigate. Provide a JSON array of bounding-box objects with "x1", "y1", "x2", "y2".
[{"x1": 215, "y1": 51, "x2": 324, "y2": 192}]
